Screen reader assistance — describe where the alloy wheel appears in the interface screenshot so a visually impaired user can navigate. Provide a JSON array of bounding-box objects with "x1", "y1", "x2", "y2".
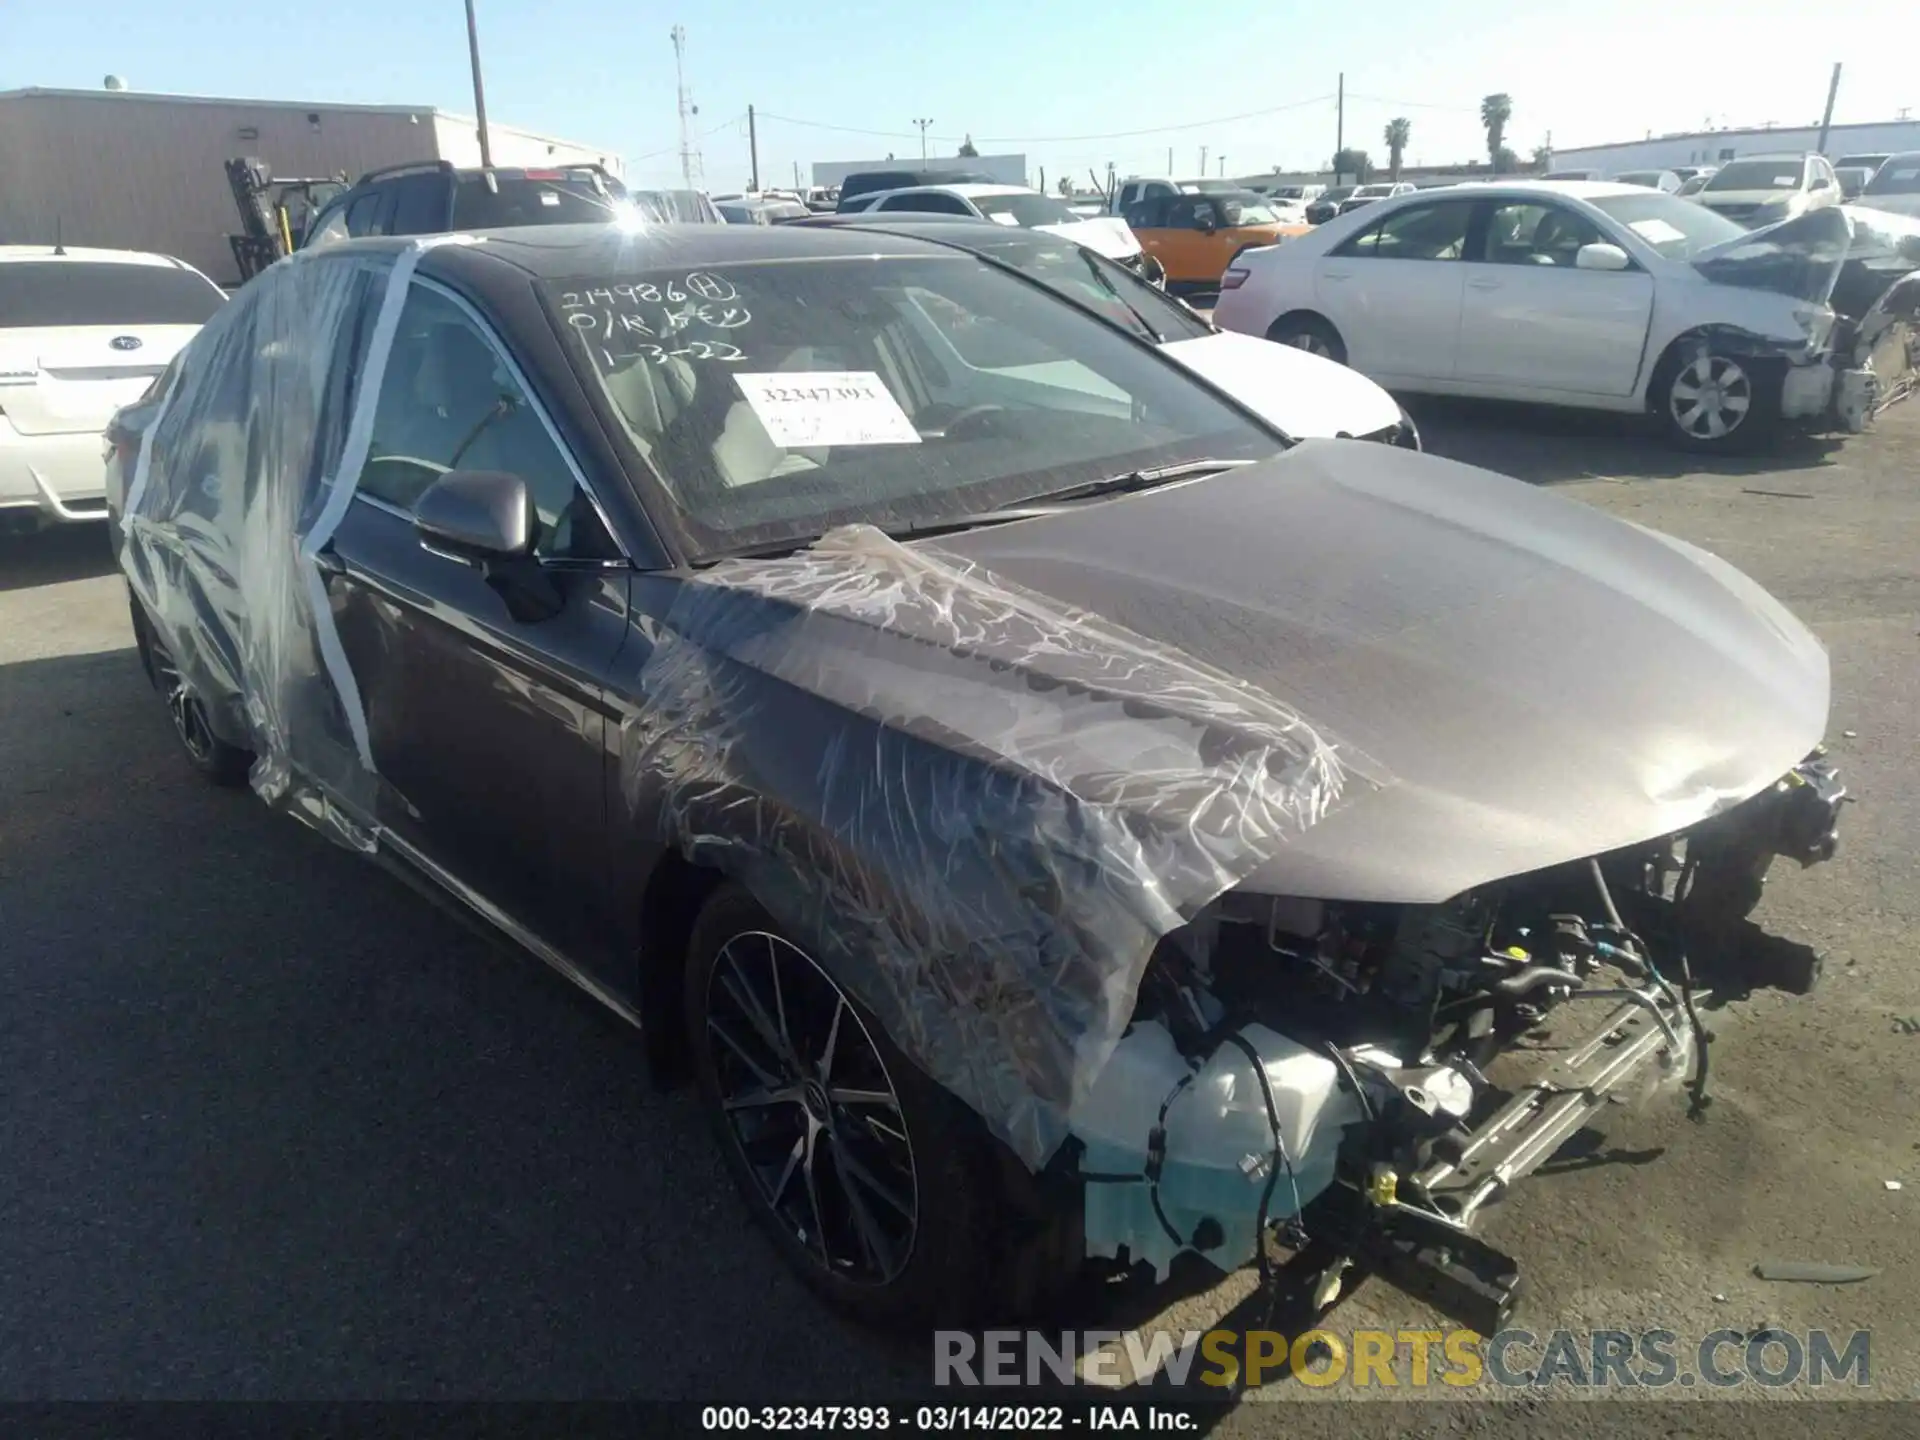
[
  {"x1": 148, "y1": 640, "x2": 217, "y2": 765},
  {"x1": 1669, "y1": 354, "x2": 1753, "y2": 441},
  {"x1": 1290, "y1": 332, "x2": 1334, "y2": 358},
  {"x1": 703, "y1": 931, "x2": 919, "y2": 1287}
]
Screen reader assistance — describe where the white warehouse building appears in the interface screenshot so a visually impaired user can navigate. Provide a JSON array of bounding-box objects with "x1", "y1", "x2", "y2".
[
  {"x1": 1550, "y1": 118, "x2": 1920, "y2": 177},
  {"x1": 0, "y1": 86, "x2": 624, "y2": 286},
  {"x1": 812, "y1": 153, "x2": 1030, "y2": 188}
]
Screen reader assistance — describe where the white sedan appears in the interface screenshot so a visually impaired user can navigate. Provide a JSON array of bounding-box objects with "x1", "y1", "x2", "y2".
[
  {"x1": 844, "y1": 183, "x2": 1146, "y2": 264},
  {"x1": 1213, "y1": 181, "x2": 1855, "y2": 450},
  {"x1": 1, "y1": 245, "x2": 227, "y2": 533}
]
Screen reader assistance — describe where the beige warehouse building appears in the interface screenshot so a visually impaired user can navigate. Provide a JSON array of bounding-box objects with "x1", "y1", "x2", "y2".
[{"x1": 0, "y1": 86, "x2": 625, "y2": 285}]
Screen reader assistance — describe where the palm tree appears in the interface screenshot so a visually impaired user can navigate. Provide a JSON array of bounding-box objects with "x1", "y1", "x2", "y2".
[
  {"x1": 1384, "y1": 117, "x2": 1412, "y2": 182},
  {"x1": 1480, "y1": 94, "x2": 1513, "y2": 172}
]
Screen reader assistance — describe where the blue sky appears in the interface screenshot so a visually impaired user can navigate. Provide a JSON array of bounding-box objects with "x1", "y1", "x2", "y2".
[{"x1": 9, "y1": 0, "x2": 1914, "y2": 190}]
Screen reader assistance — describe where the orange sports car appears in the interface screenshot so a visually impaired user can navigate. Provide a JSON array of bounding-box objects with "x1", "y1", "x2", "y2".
[{"x1": 1123, "y1": 191, "x2": 1310, "y2": 292}]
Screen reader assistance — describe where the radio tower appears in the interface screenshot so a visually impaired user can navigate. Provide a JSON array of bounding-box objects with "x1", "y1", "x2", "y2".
[{"x1": 670, "y1": 25, "x2": 704, "y2": 191}]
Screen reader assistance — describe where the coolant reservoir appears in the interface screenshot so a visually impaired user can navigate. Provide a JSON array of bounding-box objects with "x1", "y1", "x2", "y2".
[
  {"x1": 1168, "y1": 1024, "x2": 1348, "y2": 1176},
  {"x1": 1070, "y1": 1022, "x2": 1360, "y2": 1280}
]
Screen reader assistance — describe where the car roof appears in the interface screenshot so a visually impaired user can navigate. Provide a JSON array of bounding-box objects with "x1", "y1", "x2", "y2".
[
  {"x1": 784, "y1": 216, "x2": 1071, "y2": 253},
  {"x1": 1410, "y1": 179, "x2": 1649, "y2": 201},
  {"x1": 333, "y1": 221, "x2": 972, "y2": 279},
  {"x1": 870, "y1": 183, "x2": 1035, "y2": 200},
  {"x1": 0, "y1": 244, "x2": 193, "y2": 268}
]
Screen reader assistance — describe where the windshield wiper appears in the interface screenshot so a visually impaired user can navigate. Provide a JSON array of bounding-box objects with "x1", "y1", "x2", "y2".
[
  {"x1": 1024, "y1": 457, "x2": 1256, "y2": 505},
  {"x1": 1080, "y1": 250, "x2": 1165, "y2": 342},
  {"x1": 694, "y1": 460, "x2": 1254, "y2": 562}
]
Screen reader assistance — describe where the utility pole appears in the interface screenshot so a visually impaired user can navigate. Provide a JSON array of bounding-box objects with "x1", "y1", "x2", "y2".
[
  {"x1": 913, "y1": 118, "x2": 933, "y2": 163},
  {"x1": 1334, "y1": 72, "x2": 1346, "y2": 181},
  {"x1": 1218, "y1": 155, "x2": 1226, "y2": 177},
  {"x1": 747, "y1": 104, "x2": 759, "y2": 191},
  {"x1": 670, "y1": 25, "x2": 703, "y2": 190},
  {"x1": 1199, "y1": 144, "x2": 1208, "y2": 176},
  {"x1": 1167, "y1": 146, "x2": 1173, "y2": 174},
  {"x1": 793, "y1": 160, "x2": 800, "y2": 188},
  {"x1": 1812, "y1": 62, "x2": 1843, "y2": 153},
  {"x1": 464, "y1": 0, "x2": 493, "y2": 168}
]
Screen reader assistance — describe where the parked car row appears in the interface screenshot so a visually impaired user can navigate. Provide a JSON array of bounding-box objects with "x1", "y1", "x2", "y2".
[
  {"x1": 104, "y1": 209, "x2": 1851, "y2": 1337},
  {"x1": 1214, "y1": 180, "x2": 1920, "y2": 451}
]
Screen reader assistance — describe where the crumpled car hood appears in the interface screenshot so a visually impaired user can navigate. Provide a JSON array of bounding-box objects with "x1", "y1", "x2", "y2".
[
  {"x1": 935, "y1": 442, "x2": 1830, "y2": 902},
  {"x1": 1692, "y1": 205, "x2": 1920, "y2": 320}
]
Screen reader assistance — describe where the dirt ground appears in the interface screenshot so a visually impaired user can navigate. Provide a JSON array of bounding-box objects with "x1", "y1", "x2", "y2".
[{"x1": 1, "y1": 398, "x2": 1914, "y2": 1430}]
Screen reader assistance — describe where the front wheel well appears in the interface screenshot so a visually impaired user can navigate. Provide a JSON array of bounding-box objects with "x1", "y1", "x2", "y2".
[
  {"x1": 1645, "y1": 327, "x2": 1789, "y2": 411},
  {"x1": 635, "y1": 851, "x2": 726, "y2": 1089},
  {"x1": 1267, "y1": 307, "x2": 1338, "y2": 338}
]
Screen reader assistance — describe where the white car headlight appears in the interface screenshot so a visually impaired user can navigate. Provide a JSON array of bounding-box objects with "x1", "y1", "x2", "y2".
[{"x1": 1790, "y1": 302, "x2": 1835, "y2": 348}]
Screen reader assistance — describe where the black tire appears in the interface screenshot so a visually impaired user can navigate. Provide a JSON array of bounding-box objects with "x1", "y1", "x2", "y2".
[
  {"x1": 1267, "y1": 312, "x2": 1348, "y2": 365},
  {"x1": 1653, "y1": 344, "x2": 1781, "y2": 453},
  {"x1": 129, "y1": 596, "x2": 252, "y2": 787},
  {"x1": 684, "y1": 884, "x2": 1003, "y2": 1327}
]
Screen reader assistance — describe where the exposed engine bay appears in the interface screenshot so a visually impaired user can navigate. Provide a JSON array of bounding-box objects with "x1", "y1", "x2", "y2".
[{"x1": 1062, "y1": 749, "x2": 1846, "y2": 1334}]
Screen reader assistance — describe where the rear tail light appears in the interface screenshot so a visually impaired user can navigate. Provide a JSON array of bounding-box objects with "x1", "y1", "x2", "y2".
[
  {"x1": 1220, "y1": 267, "x2": 1250, "y2": 290},
  {"x1": 523, "y1": 169, "x2": 564, "y2": 180}
]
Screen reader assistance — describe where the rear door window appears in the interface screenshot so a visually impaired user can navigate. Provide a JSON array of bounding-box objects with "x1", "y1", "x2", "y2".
[
  {"x1": 1335, "y1": 200, "x2": 1476, "y2": 260},
  {"x1": 386, "y1": 173, "x2": 450, "y2": 235},
  {"x1": 450, "y1": 175, "x2": 617, "y2": 228},
  {"x1": 345, "y1": 192, "x2": 389, "y2": 238},
  {"x1": 0, "y1": 263, "x2": 227, "y2": 328},
  {"x1": 879, "y1": 192, "x2": 973, "y2": 215}
]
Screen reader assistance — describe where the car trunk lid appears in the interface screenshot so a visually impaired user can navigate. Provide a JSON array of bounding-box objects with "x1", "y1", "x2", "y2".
[{"x1": 0, "y1": 324, "x2": 195, "y2": 435}]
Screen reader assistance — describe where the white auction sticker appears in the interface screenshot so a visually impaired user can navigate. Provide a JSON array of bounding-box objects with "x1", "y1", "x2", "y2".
[{"x1": 732, "y1": 371, "x2": 922, "y2": 447}]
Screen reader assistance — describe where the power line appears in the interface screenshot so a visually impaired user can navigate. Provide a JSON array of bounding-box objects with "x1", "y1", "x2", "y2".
[
  {"x1": 1345, "y1": 92, "x2": 1480, "y2": 114},
  {"x1": 754, "y1": 95, "x2": 1336, "y2": 147},
  {"x1": 628, "y1": 111, "x2": 749, "y2": 163}
]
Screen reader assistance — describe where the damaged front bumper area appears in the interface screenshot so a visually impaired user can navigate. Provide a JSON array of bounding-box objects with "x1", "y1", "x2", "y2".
[
  {"x1": 1697, "y1": 206, "x2": 1920, "y2": 431},
  {"x1": 1059, "y1": 748, "x2": 1848, "y2": 1335}
]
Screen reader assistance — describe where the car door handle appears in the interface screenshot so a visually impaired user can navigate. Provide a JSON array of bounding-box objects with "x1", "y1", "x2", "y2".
[
  {"x1": 311, "y1": 547, "x2": 347, "y2": 579},
  {"x1": 1468, "y1": 277, "x2": 1503, "y2": 290},
  {"x1": 1322, "y1": 269, "x2": 1351, "y2": 282}
]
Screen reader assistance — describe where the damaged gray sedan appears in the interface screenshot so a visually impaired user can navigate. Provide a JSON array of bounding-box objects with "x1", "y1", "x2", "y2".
[{"x1": 108, "y1": 222, "x2": 1849, "y2": 1334}]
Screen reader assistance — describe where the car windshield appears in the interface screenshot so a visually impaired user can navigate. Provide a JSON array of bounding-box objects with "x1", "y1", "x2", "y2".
[
  {"x1": 1321, "y1": 187, "x2": 1355, "y2": 202},
  {"x1": 627, "y1": 189, "x2": 724, "y2": 224},
  {"x1": 1864, "y1": 158, "x2": 1920, "y2": 196},
  {"x1": 1614, "y1": 172, "x2": 1666, "y2": 187},
  {"x1": 971, "y1": 192, "x2": 1079, "y2": 227},
  {"x1": 450, "y1": 173, "x2": 627, "y2": 228},
  {"x1": 0, "y1": 262, "x2": 227, "y2": 327},
  {"x1": 1588, "y1": 192, "x2": 1749, "y2": 258},
  {"x1": 938, "y1": 233, "x2": 1212, "y2": 343},
  {"x1": 1705, "y1": 161, "x2": 1804, "y2": 192},
  {"x1": 1354, "y1": 185, "x2": 1396, "y2": 198},
  {"x1": 1220, "y1": 198, "x2": 1283, "y2": 225},
  {"x1": 545, "y1": 254, "x2": 1277, "y2": 556}
]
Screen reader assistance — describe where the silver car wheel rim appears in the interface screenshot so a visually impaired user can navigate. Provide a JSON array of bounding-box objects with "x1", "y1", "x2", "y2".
[
  {"x1": 149, "y1": 642, "x2": 216, "y2": 763},
  {"x1": 1670, "y1": 354, "x2": 1752, "y2": 440},
  {"x1": 1291, "y1": 332, "x2": 1332, "y2": 358},
  {"x1": 705, "y1": 930, "x2": 919, "y2": 1287}
]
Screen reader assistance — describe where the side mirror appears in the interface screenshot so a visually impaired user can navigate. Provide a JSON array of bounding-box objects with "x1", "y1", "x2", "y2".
[
  {"x1": 414, "y1": 469, "x2": 535, "y2": 561},
  {"x1": 1195, "y1": 212, "x2": 1217, "y2": 233},
  {"x1": 1575, "y1": 242, "x2": 1632, "y2": 272},
  {"x1": 1811, "y1": 176, "x2": 1832, "y2": 191},
  {"x1": 415, "y1": 470, "x2": 565, "y2": 622}
]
